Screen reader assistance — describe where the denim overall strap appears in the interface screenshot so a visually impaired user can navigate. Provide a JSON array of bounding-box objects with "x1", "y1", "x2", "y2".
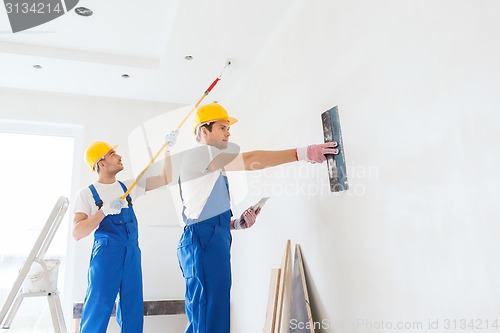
[
  {"x1": 91, "y1": 182, "x2": 138, "y2": 243},
  {"x1": 88, "y1": 184, "x2": 103, "y2": 209},
  {"x1": 180, "y1": 172, "x2": 232, "y2": 225},
  {"x1": 117, "y1": 180, "x2": 133, "y2": 207}
]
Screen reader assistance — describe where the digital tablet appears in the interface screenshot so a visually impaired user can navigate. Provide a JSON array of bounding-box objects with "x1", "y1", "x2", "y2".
[{"x1": 252, "y1": 197, "x2": 270, "y2": 211}]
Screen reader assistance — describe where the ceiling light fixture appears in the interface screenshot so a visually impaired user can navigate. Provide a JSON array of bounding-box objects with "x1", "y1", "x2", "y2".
[
  {"x1": 33, "y1": 64, "x2": 42, "y2": 69},
  {"x1": 184, "y1": 55, "x2": 194, "y2": 61},
  {"x1": 75, "y1": 7, "x2": 93, "y2": 17},
  {"x1": 122, "y1": 74, "x2": 130, "y2": 78}
]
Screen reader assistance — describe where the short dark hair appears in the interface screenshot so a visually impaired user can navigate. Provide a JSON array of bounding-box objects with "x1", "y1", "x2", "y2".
[{"x1": 196, "y1": 122, "x2": 214, "y2": 142}]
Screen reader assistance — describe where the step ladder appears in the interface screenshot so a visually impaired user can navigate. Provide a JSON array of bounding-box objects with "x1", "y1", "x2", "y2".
[{"x1": 0, "y1": 196, "x2": 69, "y2": 332}]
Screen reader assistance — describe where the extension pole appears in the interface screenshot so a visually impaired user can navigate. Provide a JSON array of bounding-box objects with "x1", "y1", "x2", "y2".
[{"x1": 121, "y1": 61, "x2": 231, "y2": 199}]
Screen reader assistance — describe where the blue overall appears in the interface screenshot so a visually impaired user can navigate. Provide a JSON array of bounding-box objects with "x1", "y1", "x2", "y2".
[
  {"x1": 177, "y1": 173, "x2": 233, "y2": 333},
  {"x1": 79, "y1": 181, "x2": 144, "y2": 333}
]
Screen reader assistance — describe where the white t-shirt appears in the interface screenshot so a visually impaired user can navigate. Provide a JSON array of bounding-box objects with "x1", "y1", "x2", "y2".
[
  {"x1": 179, "y1": 143, "x2": 239, "y2": 220},
  {"x1": 73, "y1": 179, "x2": 145, "y2": 217}
]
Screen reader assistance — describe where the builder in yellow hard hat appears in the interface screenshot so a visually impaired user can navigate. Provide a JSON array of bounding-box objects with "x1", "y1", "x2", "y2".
[
  {"x1": 177, "y1": 102, "x2": 338, "y2": 333},
  {"x1": 73, "y1": 132, "x2": 177, "y2": 333}
]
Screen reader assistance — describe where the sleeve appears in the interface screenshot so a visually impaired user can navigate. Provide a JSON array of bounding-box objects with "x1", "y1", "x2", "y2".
[
  {"x1": 181, "y1": 146, "x2": 217, "y2": 175},
  {"x1": 73, "y1": 188, "x2": 93, "y2": 216},
  {"x1": 189, "y1": 146, "x2": 222, "y2": 173}
]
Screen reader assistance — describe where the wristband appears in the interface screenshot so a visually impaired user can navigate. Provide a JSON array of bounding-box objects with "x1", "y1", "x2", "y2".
[
  {"x1": 234, "y1": 217, "x2": 243, "y2": 230},
  {"x1": 296, "y1": 147, "x2": 307, "y2": 162}
]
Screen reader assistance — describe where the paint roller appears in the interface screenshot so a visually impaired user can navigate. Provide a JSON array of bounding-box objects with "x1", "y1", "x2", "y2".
[{"x1": 120, "y1": 60, "x2": 231, "y2": 199}]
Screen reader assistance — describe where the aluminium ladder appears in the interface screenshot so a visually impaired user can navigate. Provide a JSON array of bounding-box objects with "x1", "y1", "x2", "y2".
[{"x1": 0, "y1": 196, "x2": 69, "y2": 332}]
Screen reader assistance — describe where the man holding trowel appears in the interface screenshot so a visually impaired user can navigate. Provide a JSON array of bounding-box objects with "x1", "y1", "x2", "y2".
[
  {"x1": 72, "y1": 132, "x2": 177, "y2": 333},
  {"x1": 177, "y1": 102, "x2": 338, "y2": 333}
]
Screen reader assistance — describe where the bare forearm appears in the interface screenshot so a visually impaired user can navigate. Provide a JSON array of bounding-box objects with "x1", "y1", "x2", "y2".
[
  {"x1": 145, "y1": 151, "x2": 172, "y2": 191},
  {"x1": 163, "y1": 151, "x2": 173, "y2": 185},
  {"x1": 72, "y1": 212, "x2": 104, "y2": 241},
  {"x1": 241, "y1": 149, "x2": 296, "y2": 170}
]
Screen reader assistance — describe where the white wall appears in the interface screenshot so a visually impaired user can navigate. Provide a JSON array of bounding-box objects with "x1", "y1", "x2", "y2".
[
  {"x1": 0, "y1": 88, "x2": 188, "y2": 332},
  {"x1": 2, "y1": 1, "x2": 500, "y2": 333},
  {"x1": 226, "y1": 0, "x2": 500, "y2": 332}
]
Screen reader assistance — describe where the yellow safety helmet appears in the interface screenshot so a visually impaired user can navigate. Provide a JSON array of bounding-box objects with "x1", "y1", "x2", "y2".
[
  {"x1": 193, "y1": 102, "x2": 238, "y2": 134},
  {"x1": 85, "y1": 141, "x2": 118, "y2": 171}
]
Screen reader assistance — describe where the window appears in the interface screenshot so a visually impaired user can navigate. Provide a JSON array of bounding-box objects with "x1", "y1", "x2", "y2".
[{"x1": 0, "y1": 120, "x2": 80, "y2": 331}]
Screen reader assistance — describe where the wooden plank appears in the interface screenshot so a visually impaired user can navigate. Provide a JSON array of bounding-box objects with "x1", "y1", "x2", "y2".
[
  {"x1": 321, "y1": 106, "x2": 348, "y2": 192},
  {"x1": 263, "y1": 268, "x2": 281, "y2": 333},
  {"x1": 72, "y1": 299, "x2": 185, "y2": 319},
  {"x1": 289, "y1": 244, "x2": 315, "y2": 333},
  {"x1": 274, "y1": 240, "x2": 291, "y2": 333}
]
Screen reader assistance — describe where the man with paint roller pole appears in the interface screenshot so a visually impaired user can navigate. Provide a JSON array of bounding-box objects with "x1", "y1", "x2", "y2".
[
  {"x1": 72, "y1": 132, "x2": 177, "y2": 333},
  {"x1": 177, "y1": 102, "x2": 338, "y2": 333}
]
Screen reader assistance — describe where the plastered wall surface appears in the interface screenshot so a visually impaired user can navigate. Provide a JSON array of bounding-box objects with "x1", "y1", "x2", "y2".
[
  {"x1": 228, "y1": 1, "x2": 500, "y2": 332},
  {"x1": 1, "y1": 1, "x2": 500, "y2": 332}
]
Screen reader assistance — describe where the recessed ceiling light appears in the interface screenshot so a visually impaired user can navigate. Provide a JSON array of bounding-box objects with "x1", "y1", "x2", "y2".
[
  {"x1": 122, "y1": 74, "x2": 130, "y2": 78},
  {"x1": 75, "y1": 7, "x2": 93, "y2": 17},
  {"x1": 184, "y1": 55, "x2": 194, "y2": 61},
  {"x1": 33, "y1": 64, "x2": 42, "y2": 69}
]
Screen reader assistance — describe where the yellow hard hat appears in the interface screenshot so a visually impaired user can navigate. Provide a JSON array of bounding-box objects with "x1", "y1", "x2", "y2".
[
  {"x1": 85, "y1": 141, "x2": 118, "y2": 171},
  {"x1": 193, "y1": 103, "x2": 238, "y2": 134}
]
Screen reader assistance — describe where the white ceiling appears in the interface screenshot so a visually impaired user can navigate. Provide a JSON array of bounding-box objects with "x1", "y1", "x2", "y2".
[{"x1": 0, "y1": 0, "x2": 294, "y2": 103}]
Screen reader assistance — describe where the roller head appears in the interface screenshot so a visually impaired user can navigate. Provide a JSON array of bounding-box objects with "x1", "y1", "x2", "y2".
[{"x1": 218, "y1": 60, "x2": 232, "y2": 78}]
